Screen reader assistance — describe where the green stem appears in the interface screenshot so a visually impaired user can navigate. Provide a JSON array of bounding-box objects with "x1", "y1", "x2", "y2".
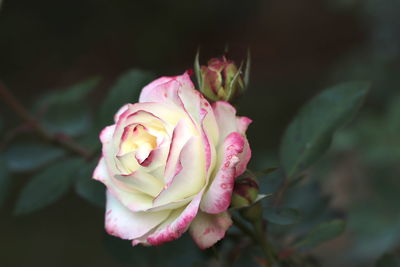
[
  {"x1": 233, "y1": 214, "x2": 279, "y2": 266},
  {"x1": 232, "y1": 215, "x2": 257, "y2": 241},
  {"x1": 253, "y1": 220, "x2": 278, "y2": 266},
  {"x1": 0, "y1": 82, "x2": 93, "y2": 160}
]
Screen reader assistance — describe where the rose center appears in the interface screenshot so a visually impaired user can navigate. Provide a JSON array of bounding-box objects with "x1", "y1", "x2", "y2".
[{"x1": 118, "y1": 125, "x2": 157, "y2": 155}]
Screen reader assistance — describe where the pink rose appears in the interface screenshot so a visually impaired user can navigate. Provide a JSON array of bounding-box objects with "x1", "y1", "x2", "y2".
[{"x1": 93, "y1": 72, "x2": 251, "y2": 249}]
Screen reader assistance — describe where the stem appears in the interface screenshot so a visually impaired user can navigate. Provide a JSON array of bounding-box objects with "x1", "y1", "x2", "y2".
[
  {"x1": 233, "y1": 214, "x2": 278, "y2": 266},
  {"x1": 272, "y1": 180, "x2": 289, "y2": 207},
  {"x1": 253, "y1": 220, "x2": 278, "y2": 266},
  {"x1": 0, "y1": 82, "x2": 93, "y2": 160},
  {"x1": 232, "y1": 215, "x2": 257, "y2": 241}
]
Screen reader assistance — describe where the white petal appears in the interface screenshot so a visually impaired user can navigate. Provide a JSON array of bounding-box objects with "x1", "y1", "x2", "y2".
[
  {"x1": 189, "y1": 211, "x2": 232, "y2": 249},
  {"x1": 105, "y1": 191, "x2": 170, "y2": 240},
  {"x1": 153, "y1": 136, "x2": 206, "y2": 207}
]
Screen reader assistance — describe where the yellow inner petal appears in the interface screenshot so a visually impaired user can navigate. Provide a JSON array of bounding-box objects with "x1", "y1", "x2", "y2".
[{"x1": 119, "y1": 125, "x2": 157, "y2": 156}]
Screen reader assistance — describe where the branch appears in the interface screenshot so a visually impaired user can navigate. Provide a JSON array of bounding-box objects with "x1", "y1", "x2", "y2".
[{"x1": 0, "y1": 81, "x2": 93, "y2": 160}]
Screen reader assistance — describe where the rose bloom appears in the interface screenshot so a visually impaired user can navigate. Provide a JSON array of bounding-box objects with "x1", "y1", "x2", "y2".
[{"x1": 93, "y1": 72, "x2": 251, "y2": 249}]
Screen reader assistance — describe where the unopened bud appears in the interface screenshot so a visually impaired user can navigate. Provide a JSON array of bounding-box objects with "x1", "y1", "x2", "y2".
[
  {"x1": 194, "y1": 50, "x2": 250, "y2": 102},
  {"x1": 231, "y1": 176, "x2": 259, "y2": 209}
]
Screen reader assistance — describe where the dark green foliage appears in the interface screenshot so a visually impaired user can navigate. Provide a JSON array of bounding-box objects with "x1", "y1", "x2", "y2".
[
  {"x1": 264, "y1": 207, "x2": 302, "y2": 225},
  {"x1": 280, "y1": 82, "x2": 370, "y2": 179},
  {"x1": 294, "y1": 219, "x2": 346, "y2": 250},
  {"x1": 4, "y1": 142, "x2": 64, "y2": 172},
  {"x1": 74, "y1": 160, "x2": 105, "y2": 208},
  {"x1": 14, "y1": 158, "x2": 83, "y2": 215},
  {"x1": 34, "y1": 78, "x2": 100, "y2": 137}
]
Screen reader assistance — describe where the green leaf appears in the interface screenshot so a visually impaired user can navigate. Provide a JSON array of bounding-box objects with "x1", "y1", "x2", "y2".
[
  {"x1": 5, "y1": 142, "x2": 65, "y2": 172},
  {"x1": 75, "y1": 160, "x2": 105, "y2": 208},
  {"x1": 35, "y1": 77, "x2": 100, "y2": 136},
  {"x1": 96, "y1": 69, "x2": 155, "y2": 128},
  {"x1": 376, "y1": 253, "x2": 400, "y2": 267},
  {"x1": 0, "y1": 157, "x2": 11, "y2": 208},
  {"x1": 194, "y1": 48, "x2": 202, "y2": 89},
  {"x1": 35, "y1": 77, "x2": 100, "y2": 106},
  {"x1": 294, "y1": 219, "x2": 346, "y2": 249},
  {"x1": 264, "y1": 207, "x2": 302, "y2": 225},
  {"x1": 280, "y1": 82, "x2": 370, "y2": 179},
  {"x1": 244, "y1": 48, "x2": 251, "y2": 88},
  {"x1": 254, "y1": 167, "x2": 279, "y2": 176},
  {"x1": 14, "y1": 158, "x2": 83, "y2": 215}
]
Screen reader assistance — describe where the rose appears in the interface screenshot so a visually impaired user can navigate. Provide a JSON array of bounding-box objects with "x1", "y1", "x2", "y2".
[{"x1": 93, "y1": 72, "x2": 251, "y2": 249}]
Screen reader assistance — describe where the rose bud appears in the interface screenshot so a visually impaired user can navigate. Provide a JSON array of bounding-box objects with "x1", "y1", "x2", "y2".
[
  {"x1": 200, "y1": 57, "x2": 244, "y2": 102},
  {"x1": 231, "y1": 176, "x2": 259, "y2": 209},
  {"x1": 195, "y1": 50, "x2": 250, "y2": 102},
  {"x1": 93, "y1": 72, "x2": 252, "y2": 249}
]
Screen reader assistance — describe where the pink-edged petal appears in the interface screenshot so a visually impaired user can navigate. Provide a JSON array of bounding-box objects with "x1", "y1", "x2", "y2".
[
  {"x1": 176, "y1": 74, "x2": 202, "y2": 123},
  {"x1": 236, "y1": 116, "x2": 252, "y2": 135},
  {"x1": 201, "y1": 104, "x2": 219, "y2": 150},
  {"x1": 153, "y1": 136, "x2": 206, "y2": 207},
  {"x1": 199, "y1": 108, "x2": 216, "y2": 174},
  {"x1": 140, "y1": 72, "x2": 216, "y2": 133},
  {"x1": 106, "y1": 180, "x2": 154, "y2": 212},
  {"x1": 235, "y1": 138, "x2": 251, "y2": 177},
  {"x1": 114, "y1": 103, "x2": 186, "y2": 141},
  {"x1": 189, "y1": 211, "x2": 232, "y2": 249},
  {"x1": 141, "y1": 144, "x2": 169, "y2": 172},
  {"x1": 94, "y1": 157, "x2": 155, "y2": 212},
  {"x1": 145, "y1": 191, "x2": 203, "y2": 246},
  {"x1": 105, "y1": 191, "x2": 170, "y2": 240},
  {"x1": 93, "y1": 157, "x2": 109, "y2": 183},
  {"x1": 114, "y1": 104, "x2": 130, "y2": 123},
  {"x1": 100, "y1": 125, "x2": 116, "y2": 144},
  {"x1": 139, "y1": 77, "x2": 181, "y2": 104},
  {"x1": 164, "y1": 119, "x2": 194, "y2": 184},
  {"x1": 212, "y1": 101, "x2": 238, "y2": 143},
  {"x1": 200, "y1": 132, "x2": 245, "y2": 214}
]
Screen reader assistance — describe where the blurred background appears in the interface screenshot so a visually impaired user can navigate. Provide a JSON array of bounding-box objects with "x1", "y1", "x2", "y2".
[{"x1": 1, "y1": 0, "x2": 400, "y2": 266}]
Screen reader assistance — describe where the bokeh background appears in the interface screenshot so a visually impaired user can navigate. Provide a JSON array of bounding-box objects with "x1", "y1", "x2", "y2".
[{"x1": 1, "y1": 0, "x2": 400, "y2": 266}]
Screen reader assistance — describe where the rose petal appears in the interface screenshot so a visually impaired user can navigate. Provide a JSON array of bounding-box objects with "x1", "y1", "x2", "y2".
[
  {"x1": 139, "y1": 77, "x2": 181, "y2": 105},
  {"x1": 199, "y1": 108, "x2": 216, "y2": 174},
  {"x1": 164, "y1": 119, "x2": 195, "y2": 184},
  {"x1": 212, "y1": 101, "x2": 238, "y2": 143},
  {"x1": 236, "y1": 116, "x2": 252, "y2": 135},
  {"x1": 176, "y1": 74, "x2": 202, "y2": 123},
  {"x1": 114, "y1": 103, "x2": 185, "y2": 140},
  {"x1": 189, "y1": 211, "x2": 232, "y2": 249},
  {"x1": 106, "y1": 181, "x2": 154, "y2": 212},
  {"x1": 153, "y1": 136, "x2": 206, "y2": 207},
  {"x1": 93, "y1": 157, "x2": 109, "y2": 183},
  {"x1": 116, "y1": 169, "x2": 164, "y2": 197},
  {"x1": 97, "y1": 161, "x2": 155, "y2": 212},
  {"x1": 235, "y1": 138, "x2": 251, "y2": 177},
  {"x1": 139, "y1": 73, "x2": 218, "y2": 142},
  {"x1": 100, "y1": 125, "x2": 116, "y2": 144},
  {"x1": 145, "y1": 191, "x2": 203, "y2": 246},
  {"x1": 200, "y1": 132, "x2": 245, "y2": 214},
  {"x1": 105, "y1": 191, "x2": 170, "y2": 240},
  {"x1": 114, "y1": 104, "x2": 130, "y2": 123}
]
